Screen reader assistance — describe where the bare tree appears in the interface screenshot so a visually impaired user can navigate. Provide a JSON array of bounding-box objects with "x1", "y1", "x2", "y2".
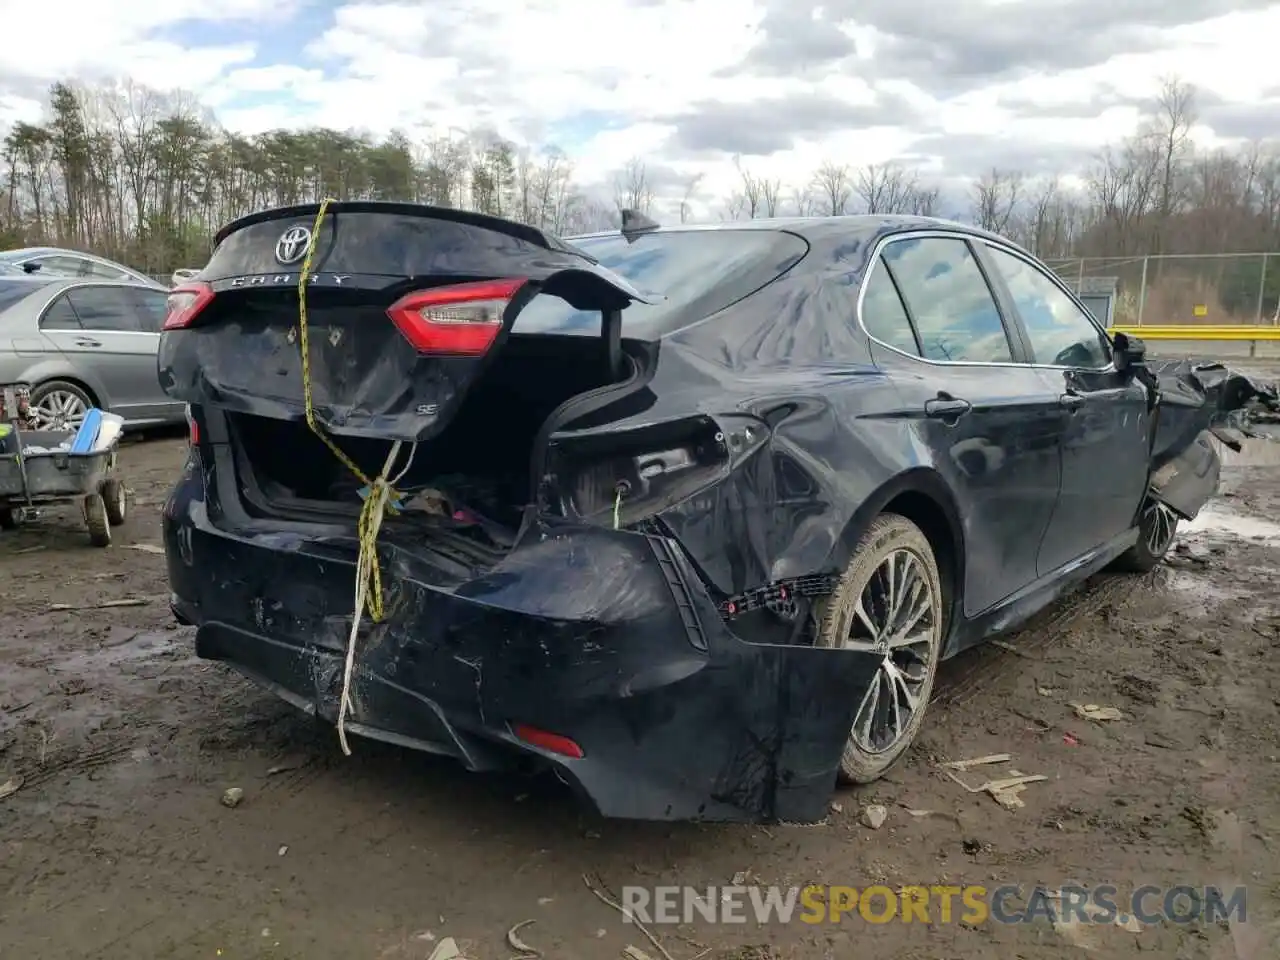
[
  {"x1": 679, "y1": 173, "x2": 703, "y2": 223},
  {"x1": 612, "y1": 157, "x2": 654, "y2": 215},
  {"x1": 970, "y1": 167, "x2": 1025, "y2": 234},
  {"x1": 812, "y1": 161, "x2": 852, "y2": 216},
  {"x1": 855, "y1": 162, "x2": 919, "y2": 214}
]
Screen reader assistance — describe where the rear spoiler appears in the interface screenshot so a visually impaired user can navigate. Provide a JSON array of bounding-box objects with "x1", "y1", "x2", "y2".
[{"x1": 215, "y1": 201, "x2": 595, "y2": 260}]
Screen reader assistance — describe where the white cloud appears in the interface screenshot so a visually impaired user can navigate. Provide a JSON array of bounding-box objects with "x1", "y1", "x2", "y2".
[{"x1": 1, "y1": 0, "x2": 1277, "y2": 214}]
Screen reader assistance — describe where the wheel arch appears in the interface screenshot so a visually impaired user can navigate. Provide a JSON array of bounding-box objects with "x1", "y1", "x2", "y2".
[
  {"x1": 32, "y1": 374, "x2": 104, "y2": 410},
  {"x1": 829, "y1": 467, "x2": 966, "y2": 650}
]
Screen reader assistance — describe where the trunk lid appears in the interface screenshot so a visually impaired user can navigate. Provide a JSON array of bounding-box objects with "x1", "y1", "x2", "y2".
[{"x1": 158, "y1": 202, "x2": 655, "y2": 443}]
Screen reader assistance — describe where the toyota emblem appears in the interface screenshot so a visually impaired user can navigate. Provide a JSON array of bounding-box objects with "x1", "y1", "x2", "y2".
[{"x1": 275, "y1": 225, "x2": 313, "y2": 265}]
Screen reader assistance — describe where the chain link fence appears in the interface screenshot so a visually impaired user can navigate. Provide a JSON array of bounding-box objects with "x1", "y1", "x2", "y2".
[{"x1": 1045, "y1": 253, "x2": 1280, "y2": 326}]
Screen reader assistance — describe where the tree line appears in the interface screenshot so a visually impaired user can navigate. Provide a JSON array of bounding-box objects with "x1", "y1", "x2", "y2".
[{"x1": 2, "y1": 77, "x2": 1278, "y2": 320}]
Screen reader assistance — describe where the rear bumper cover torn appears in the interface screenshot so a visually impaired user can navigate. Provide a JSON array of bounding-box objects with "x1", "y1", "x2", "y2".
[{"x1": 165, "y1": 478, "x2": 874, "y2": 823}]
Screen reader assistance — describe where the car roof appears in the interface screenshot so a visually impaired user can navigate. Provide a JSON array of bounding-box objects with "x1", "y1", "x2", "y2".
[
  {"x1": 567, "y1": 214, "x2": 1011, "y2": 248},
  {"x1": 0, "y1": 247, "x2": 164, "y2": 287},
  {"x1": 0, "y1": 274, "x2": 159, "y2": 294}
]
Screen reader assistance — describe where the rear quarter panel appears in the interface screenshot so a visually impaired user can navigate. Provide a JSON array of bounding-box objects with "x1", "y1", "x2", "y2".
[{"x1": 555, "y1": 270, "x2": 956, "y2": 598}]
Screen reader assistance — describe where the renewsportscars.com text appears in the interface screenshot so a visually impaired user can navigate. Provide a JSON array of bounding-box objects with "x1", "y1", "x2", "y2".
[{"x1": 621, "y1": 884, "x2": 1247, "y2": 926}]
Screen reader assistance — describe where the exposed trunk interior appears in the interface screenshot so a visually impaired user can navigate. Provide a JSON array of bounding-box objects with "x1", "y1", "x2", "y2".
[{"x1": 226, "y1": 334, "x2": 637, "y2": 551}]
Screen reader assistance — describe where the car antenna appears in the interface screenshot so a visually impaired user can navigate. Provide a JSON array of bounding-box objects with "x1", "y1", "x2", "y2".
[
  {"x1": 620, "y1": 209, "x2": 659, "y2": 243},
  {"x1": 22, "y1": 262, "x2": 41, "y2": 273}
]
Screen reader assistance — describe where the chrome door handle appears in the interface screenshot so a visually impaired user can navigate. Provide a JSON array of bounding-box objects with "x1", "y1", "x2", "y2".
[
  {"x1": 74, "y1": 337, "x2": 102, "y2": 347},
  {"x1": 1059, "y1": 393, "x2": 1085, "y2": 412},
  {"x1": 925, "y1": 397, "x2": 972, "y2": 421}
]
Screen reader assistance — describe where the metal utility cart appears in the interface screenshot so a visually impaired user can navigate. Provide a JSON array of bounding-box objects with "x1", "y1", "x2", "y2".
[{"x1": 0, "y1": 383, "x2": 128, "y2": 547}]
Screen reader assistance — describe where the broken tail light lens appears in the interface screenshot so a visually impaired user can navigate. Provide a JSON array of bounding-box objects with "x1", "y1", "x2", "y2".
[
  {"x1": 387, "y1": 278, "x2": 528, "y2": 356},
  {"x1": 163, "y1": 282, "x2": 215, "y2": 330},
  {"x1": 551, "y1": 414, "x2": 769, "y2": 528},
  {"x1": 513, "y1": 723, "x2": 584, "y2": 759}
]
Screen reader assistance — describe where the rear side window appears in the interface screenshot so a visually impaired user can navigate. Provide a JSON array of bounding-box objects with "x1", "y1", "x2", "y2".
[
  {"x1": 883, "y1": 237, "x2": 1012, "y2": 363},
  {"x1": 65, "y1": 287, "x2": 145, "y2": 332},
  {"x1": 41, "y1": 295, "x2": 81, "y2": 330},
  {"x1": 0, "y1": 279, "x2": 52, "y2": 313},
  {"x1": 513, "y1": 230, "x2": 808, "y2": 337},
  {"x1": 861, "y1": 256, "x2": 919, "y2": 355},
  {"x1": 128, "y1": 287, "x2": 169, "y2": 332}
]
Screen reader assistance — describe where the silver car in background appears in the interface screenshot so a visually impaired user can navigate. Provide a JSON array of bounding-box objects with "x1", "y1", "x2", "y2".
[
  {"x1": 0, "y1": 275, "x2": 184, "y2": 430},
  {"x1": 0, "y1": 247, "x2": 164, "y2": 289}
]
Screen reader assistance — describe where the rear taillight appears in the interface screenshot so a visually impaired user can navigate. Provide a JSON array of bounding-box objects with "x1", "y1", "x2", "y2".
[
  {"x1": 386, "y1": 278, "x2": 527, "y2": 356},
  {"x1": 185, "y1": 405, "x2": 199, "y2": 446},
  {"x1": 163, "y1": 282, "x2": 215, "y2": 330}
]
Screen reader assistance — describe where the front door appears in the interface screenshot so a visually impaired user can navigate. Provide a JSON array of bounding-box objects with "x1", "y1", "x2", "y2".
[
  {"x1": 977, "y1": 244, "x2": 1150, "y2": 574},
  {"x1": 863, "y1": 235, "x2": 1064, "y2": 617}
]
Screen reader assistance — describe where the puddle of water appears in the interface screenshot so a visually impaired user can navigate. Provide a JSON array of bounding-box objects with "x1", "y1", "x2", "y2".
[
  {"x1": 1162, "y1": 569, "x2": 1247, "y2": 604},
  {"x1": 1183, "y1": 508, "x2": 1280, "y2": 543},
  {"x1": 51, "y1": 631, "x2": 182, "y2": 673}
]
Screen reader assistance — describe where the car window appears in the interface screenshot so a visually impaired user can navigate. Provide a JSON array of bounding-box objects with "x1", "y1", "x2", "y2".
[
  {"x1": 83, "y1": 260, "x2": 131, "y2": 281},
  {"x1": 986, "y1": 247, "x2": 1112, "y2": 368},
  {"x1": 861, "y1": 256, "x2": 920, "y2": 355},
  {"x1": 128, "y1": 287, "x2": 169, "y2": 332},
  {"x1": 882, "y1": 238, "x2": 1012, "y2": 363},
  {"x1": 512, "y1": 229, "x2": 809, "y2": 338},
  {"x1": 33, "y1": 255, "x2": 89, "y2": 276},
  {"x1": 40, "y1": 294, "x2": 82, "y2": 330},
  {"x1": 65, "y1": 286, "x2": 145, "y2": 332}
]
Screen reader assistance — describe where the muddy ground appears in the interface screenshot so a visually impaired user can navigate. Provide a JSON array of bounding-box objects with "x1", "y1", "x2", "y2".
[{"x1": 3, "y1": 422, "x2": 1280, "y2": 959}]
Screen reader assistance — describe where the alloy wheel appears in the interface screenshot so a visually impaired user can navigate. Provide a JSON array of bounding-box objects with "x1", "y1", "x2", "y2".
[
  {"x1": 842, "y1": 547, "x2": 940, "y2": 754},
  {"x1": 31, "y1": 390, "x2": 87, "y2": 431},
  {"x1": 1145, "y1": 501, "x2": 1178, "y2": 555}
]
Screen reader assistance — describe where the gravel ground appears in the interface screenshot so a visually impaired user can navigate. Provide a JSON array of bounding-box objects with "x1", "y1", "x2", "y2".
[{"x1": 2, "y1": 428, "x2": 1280, "y2": 960}]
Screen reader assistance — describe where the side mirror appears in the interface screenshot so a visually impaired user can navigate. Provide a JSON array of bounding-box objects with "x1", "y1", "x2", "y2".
[{"x1": 1113, "y1": 332, "x2": 1146, "y2": 372}]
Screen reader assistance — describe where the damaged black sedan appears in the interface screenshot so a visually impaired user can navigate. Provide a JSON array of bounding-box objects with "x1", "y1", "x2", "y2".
[{"x1": 158, "y1": 203, "x2": 1271, "y2": 824}]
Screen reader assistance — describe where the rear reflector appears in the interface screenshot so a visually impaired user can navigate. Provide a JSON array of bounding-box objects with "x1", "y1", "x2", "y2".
[
  {"x1": 513, "y1": 723, "x2": 584, "y2": 759},
  {"x1": 387, "y1": 278, "x2": 527, "y2": 356},
  {"x1": 184, "y1": 405, "x2": 199, "y2": 446},
  {"x1": 163, "y1": 282, "x2": 215, "y2": 330}
]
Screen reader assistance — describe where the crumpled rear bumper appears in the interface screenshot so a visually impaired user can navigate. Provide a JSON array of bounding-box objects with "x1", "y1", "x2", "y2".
[{"x1": 164, "y1": 471, "x2": 875, "y2": 823}]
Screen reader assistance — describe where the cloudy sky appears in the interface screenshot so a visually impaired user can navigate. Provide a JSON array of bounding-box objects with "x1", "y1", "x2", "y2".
[{"x1": 0, "y1": 0, "x2": 1277, "y2": 210}]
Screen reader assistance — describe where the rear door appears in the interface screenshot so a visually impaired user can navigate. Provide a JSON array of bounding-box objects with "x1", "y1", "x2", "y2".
[
  {"x1": 978, "y1": 243, "x2": 1149, "y2": 573},
  {"x1": 158, "y1": 203, "x2": 654, "y2": 443},
  {"x1": 40, "y1": 284, "x2": 160, "y2": 419},
  {"x1": 862, "y1": 234, "x2": 1064, "y2": 616}
]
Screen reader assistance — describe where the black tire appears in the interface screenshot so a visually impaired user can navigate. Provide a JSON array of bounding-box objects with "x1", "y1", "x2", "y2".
[
  {"x1": 0, "y1": 506, "x2": 19, "y2": 530},
  {"x1": 84, "y1": 492, "x2": 111, "y2": 547},
  {"x1": 814, "y1": 513, "x2": 945, "y2": 784},
  {"x1": 1111, "y1": 500, "x2": 1178, "y2": 573},
  {"x1": 30, "y1": 379, "x2": 95, "y2": 432},
  {"x1": 101, "y1": 477, "x2": 128, "y2": 526}
]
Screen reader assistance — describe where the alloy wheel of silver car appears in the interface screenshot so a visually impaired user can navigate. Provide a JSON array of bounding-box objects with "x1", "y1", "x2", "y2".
[
  {"x1": 31, "y1": 390, "x2": 88, "y2": 431},
  {"x1": 843, "y1": 547, "x2": 939, "y2": 754},
  {"x1": 1145, "y1": 501, "x2": 1179, "y2": 556}
]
